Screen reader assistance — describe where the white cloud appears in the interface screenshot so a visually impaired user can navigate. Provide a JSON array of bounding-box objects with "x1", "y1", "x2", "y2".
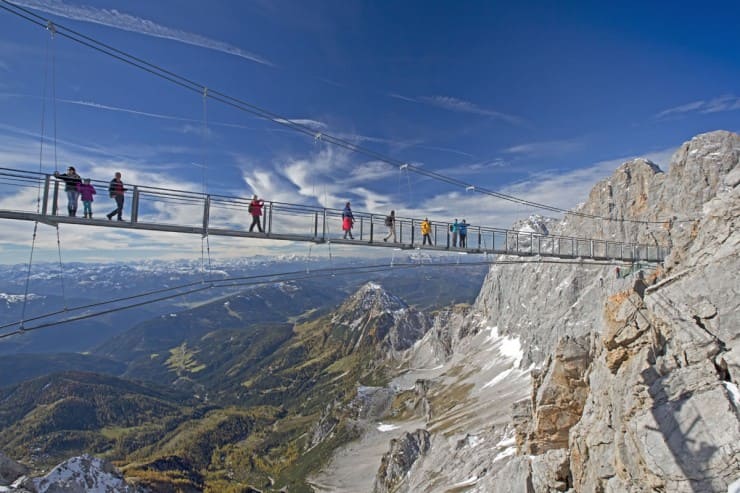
[
  {"x1": 504, "y1": 138, "x2": 583, "y2": 157},
  {"x1": 273, "y1": 118, "x2": 327, "y2": 130},
  {"x1": 655, "y1": 95, "x2": 740, "y2": 119},
  {"x1": 44, "y1": 98, "x2": 257, "y2": 132},
  {"x1": 388, "y1": 92, "x2": 418, "y2": 103},
  {"x1": 12, "y1": 0, "x2": 273, "y2": 66},
  {"x1": 390, "y1": 92, "x2": 525, "y2": 126},
  {"x1": 418, "y1": 95, "x2": 525, "y2": 126}
]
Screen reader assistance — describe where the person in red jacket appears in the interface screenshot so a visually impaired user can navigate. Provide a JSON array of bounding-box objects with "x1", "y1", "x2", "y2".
[{"x1": 248, "y1": 194, "x2": 265, "y2": 232}]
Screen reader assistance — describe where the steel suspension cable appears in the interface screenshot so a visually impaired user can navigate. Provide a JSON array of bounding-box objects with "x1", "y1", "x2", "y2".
[{"x1": 0, "y1": 257, "x2": 655, "y2": 340}]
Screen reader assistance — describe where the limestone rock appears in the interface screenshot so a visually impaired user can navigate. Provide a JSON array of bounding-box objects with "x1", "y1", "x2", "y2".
[
  {"x1": 515, "y1": 335, "x2": 593, "y2": 454},
  {"x1": 530, "y1": 449, "x2": 570, "y2": 492},
  {"x1": 373, "y1": 429, "x2": 430, "y2": 493}
]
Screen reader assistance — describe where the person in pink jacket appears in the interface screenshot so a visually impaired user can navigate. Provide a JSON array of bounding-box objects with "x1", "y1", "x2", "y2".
[{"x1": 76, "y1": 178, "x2": 96, "y2": 219}]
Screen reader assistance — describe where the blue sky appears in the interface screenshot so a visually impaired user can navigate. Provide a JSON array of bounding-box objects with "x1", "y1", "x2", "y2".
[{"x1": 0, "y1": 0, "x2": 738, "y2": 263}]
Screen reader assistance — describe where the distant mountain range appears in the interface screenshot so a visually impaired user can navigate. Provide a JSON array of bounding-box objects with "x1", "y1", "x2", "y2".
[{"x1": 0, "y1": 278, "x2": 464, "y2": 492}]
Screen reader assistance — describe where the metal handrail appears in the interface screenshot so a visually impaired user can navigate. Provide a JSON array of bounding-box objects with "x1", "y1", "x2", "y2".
[{"x1": 0, "y1": 167, "x2": 668, "y2": 261}]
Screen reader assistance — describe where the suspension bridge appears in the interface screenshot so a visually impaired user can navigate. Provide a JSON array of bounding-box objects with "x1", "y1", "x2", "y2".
[{"x1": 0, "y1": 167, "x2": 667, "y2": 262}]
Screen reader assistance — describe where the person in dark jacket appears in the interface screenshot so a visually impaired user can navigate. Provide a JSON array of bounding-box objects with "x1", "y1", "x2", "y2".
[
  {"x1": 54, "y1": 166, "x2": 82, "y2": 216},
  {"x1": 106, "y1": 172, "x2": 127, "y2": 221},
  {"x1": 459, "y1": 219, "x2": 468, "y2": 248},
  {"x1": 383, "y1": 210, "x2": 396, "y2": 242},
  {"x1": 248, "y1": 194, "x2": 264, "y2": 232},
  {"x1": 342, "y1": 202, "x2": 354, "y2": 239},
  {"x1": 77, "y1": 178, "x2": 96, "y2": 218}
]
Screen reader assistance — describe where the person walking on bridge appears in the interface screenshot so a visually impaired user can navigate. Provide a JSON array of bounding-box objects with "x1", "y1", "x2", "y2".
[
  {"x1": 106, "y1": 172, "x2": 127, "y2": 221},
  {"x1": 248, "y1": 194, "x2": 265, "y2": 232},
  {"x1": 459, "y1": 219, "x2": 468, "y2": 248},
  {"x1": 421, "y1": 218, "x2": 433, "y2": 246},
  {"x1": 450, "y1": 218, "x2": 460, "y2": 248},
  {"x1": 54, "y1": 166, "x2": 82, "y2": 217},
  {"x1": 342, "y1": 202, "x2": 355, "y2": 240},
  {"x1": 383, "y1": 210, "x2": 396, "y2": 243}
]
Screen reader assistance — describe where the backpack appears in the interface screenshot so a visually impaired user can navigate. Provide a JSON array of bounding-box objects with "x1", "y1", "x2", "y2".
[
  {"x1": 385, "y1": 215, "x2": 393, "y2": 227},
  {"x1": 248, "y1": 203, "x2": 254, "y2": 214}
]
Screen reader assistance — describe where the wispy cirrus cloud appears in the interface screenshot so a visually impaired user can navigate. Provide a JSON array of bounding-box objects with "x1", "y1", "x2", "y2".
[
  {"x1": 504, "y1": 138, "x2": 583, "y2": 157},
  {"x1": 655, "y1": 94, "x2": 740, "y2": 119},
  {"x1": 57, "y1": 98, "x2": 261, "y2": 132},
  {"x1": 390, "y1": 92, "x2": 526, "y2": 126},
  {"x1": 12, "y1": 0, "x2": 274, "y2": 67},
  {"x1": 272, "y1": 118, "x2": 327, "y2": 131}
]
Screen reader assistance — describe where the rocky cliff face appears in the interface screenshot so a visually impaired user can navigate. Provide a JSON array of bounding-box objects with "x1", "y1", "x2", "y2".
[{"x1": 370, "y1": 130, "x2": 740, "y2": 492}]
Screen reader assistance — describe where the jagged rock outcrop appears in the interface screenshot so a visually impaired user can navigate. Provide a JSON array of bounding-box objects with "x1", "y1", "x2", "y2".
[
  {"x1": 406, "y1": 304, "x2": 473, "y2": 367},
  {"x1": 514, "y1": 335, "x2": 593, "y2": 454},
  {"x1": 373, "y1": 429, "x2": 430, "y2": 493},
  {"x1": 482, "y1": 130, "x2": 740, "y2": 491},
  {"x1": 0, "y1": 451, "x2": 28, "y2": 486},
  {"x1": 568, "y1": 148, "x2": 740, "y2": 492},
  {"x1": 27, "y1": 454, "x2": 144, "y2": 493},
  {"x1": 332, "y1": 282, "x2": 431, "y2": 355}
]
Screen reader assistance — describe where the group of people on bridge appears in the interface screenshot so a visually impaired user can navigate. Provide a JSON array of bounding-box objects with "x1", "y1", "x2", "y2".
[
  {"x1": 51, "y1": 168, "x2": 469, "y2": 248},
  {"x1": 53, "y1": 167, "x2": 126, "y2": 220},
  {"x1": 341, "y1": 202, "x2": 470, "y2": 248}
]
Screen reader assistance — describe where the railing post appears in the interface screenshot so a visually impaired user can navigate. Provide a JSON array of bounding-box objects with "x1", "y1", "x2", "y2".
[
  {"x1": 41, "y1": 175, "x2": 50, "y2": 215},
  {"x1": 131, "y1": 186, "x2": 140, "y2": 223},
  {"x1": 201, "y1": 194, "x2": 210, "y2": 233},
  {"x1": 268, "y1": 201, "x2": 273, "y2": 235},
  {"x1": 314, "y1": 212, "x2": 319, "y2": 238},
  {"x1": 369, "y1": 214, "x2": 374, "y2": 242},
  {"x1": 322, "y1": 209, "x2": 327, "y2": 241},
  {"x1": 360, "y1": 216, "x2": 364, "y2": 240},
  {"x1": 51, "y1": 180, "x2": 59, "y2": 216},
  {"x1": 410, "y1": 220, "x2": 414, "y2": 246},
  {"x1": 477, "y1": 227, "x2": 482, "y2": 249},
  {"x1": 530, "y1": 233, "x2": 534, "y2": 255},
  {"x1": 590, "y1": 240, "x2": 594, "y2": 259}
]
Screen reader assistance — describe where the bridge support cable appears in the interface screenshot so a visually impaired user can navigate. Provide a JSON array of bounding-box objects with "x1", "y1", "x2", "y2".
[
  {"x1": 0, "y1": 258, "x2": 653, "y2": 340},
  {"x1": 19, "y1": 22, "x2": 60, "y2": 330},
  {"x1": 18, "y1": 223, "x2": 39, "y2": 331},
  {"x1": 200, "y1": 87, "x2": 213, "y2": 279},
  {"x1": 54, "y1": 225, "x2": 68, "y2": 309}
]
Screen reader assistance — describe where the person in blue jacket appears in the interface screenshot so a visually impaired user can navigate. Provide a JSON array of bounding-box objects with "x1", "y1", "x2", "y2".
[
  {"x1": 459, "y1": 219, "x2": 469, "y2": 248},
  {"x1": 450, "y1": 218, "x2": 459, "y2": 247}
]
